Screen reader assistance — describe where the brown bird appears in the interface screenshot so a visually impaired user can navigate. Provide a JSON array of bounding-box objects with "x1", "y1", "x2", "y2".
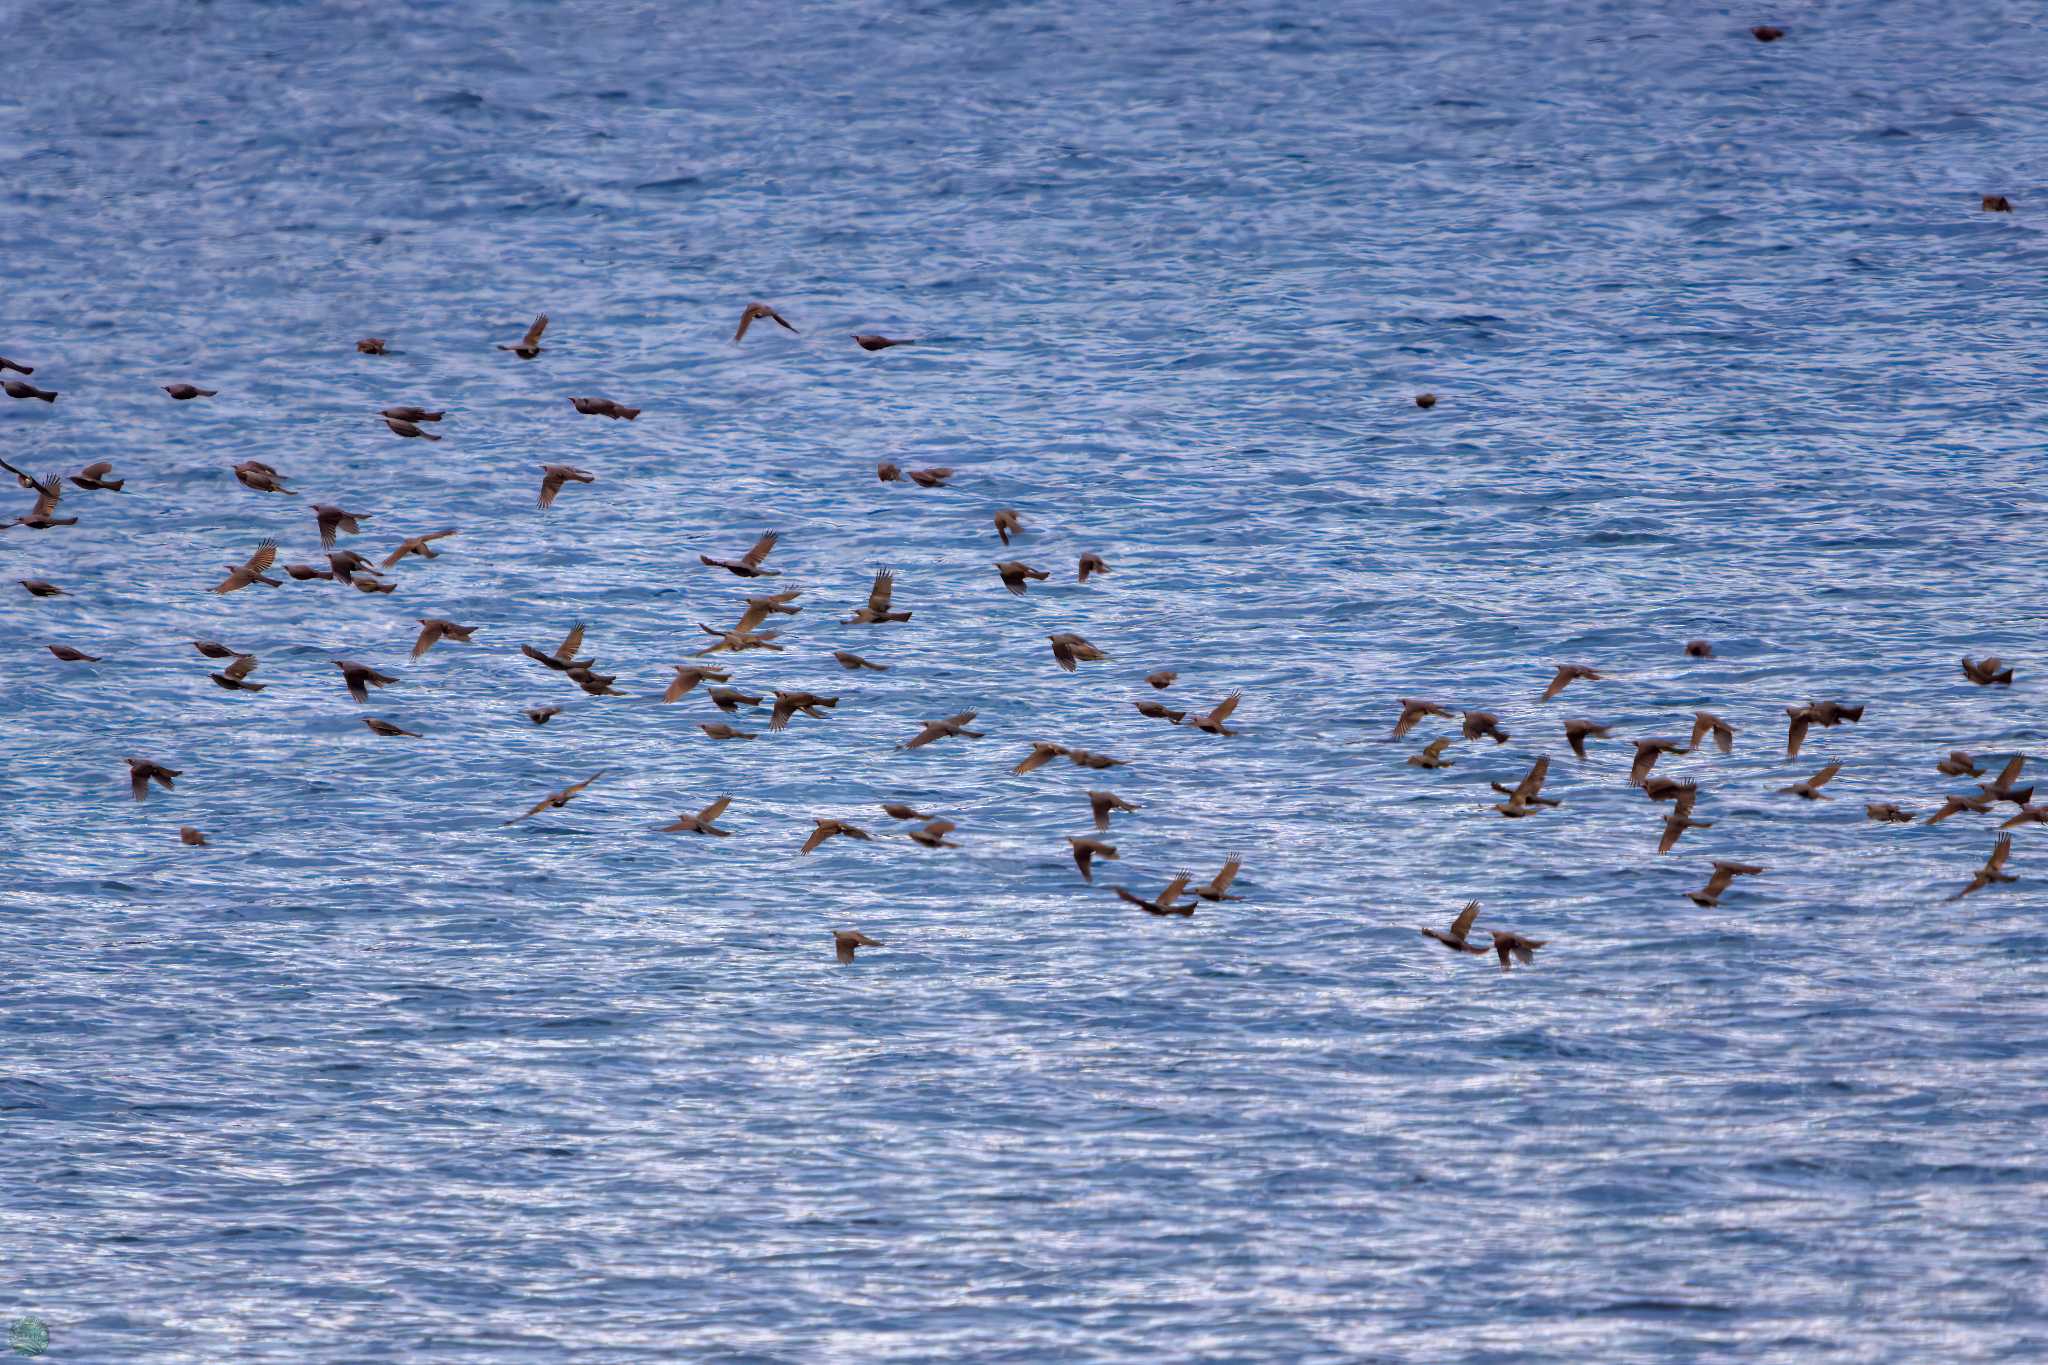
[
  {"x1": 1779, "y1": 762, "x2": 1842, "y2": 800},
  {"x1": 908, "y1": 819, "x2": 961, "y2": 849},
  {"x1": 1628, "y1": 738, "x2": 1688, "y2": 785},
  {"x1": 1564, "y1": 719, "x2": 1611, "y2": 760},
  {"x1": 381, "y1": 407, "x2": 444, "y2": 424},
  {"x1": 852, "y1": 334, "x2": 914, "y2": 351},
  {"x1": 769, "y1": 690, "x2": 838, "y2": 731},
  {"x1": 997, "y1": 561, "x2": 1049, "y2": 595},
  {"x1": 234, "y1": 460, "x2": 296, "y2": 495},
  {"x1": 1928, "y1": 792, "x2": 1997, "y2": 825},
  {"x1": 1193, "y1": 857, "x2": 1244, "y2": 902},
  {"x1": 694, "y1": 625, "x2": 784, "y2": 656},
  {"x1": 834, "y1": 930, "x2": 885, "y2": 964},
  {"x1": 1067, "y1": 749, "x2": 1127, "y2": 770},
  {"x1": 19, "y1": 579, "x2": 64, "y2": 597},
  {"x1": 662, "y1": 797, "x2": 734, "y2": 836},
  {"x1": 353, "y1": 573, "x2": 397, "y2": 594},
  {"x1": 568, "y1": 666, "x2": 623, "y2": 697},
  {"x1": 6, "y1": 467, "x2": 73, "y2": 529},
  {"x1": 1183, "y1": 691, "x2": 1242, "y2": 736},
  {"x1": 1069, "y1": 836, "x2": 1118, "y2": 883},
  {"x1": 1462, "y1": 710, "x2": 1510, "y2": 744},
  {"x1": 846, "y1": 570, "x2": 911, "y2": 624},
  {"x1": 734, "y1": 302, "x2": 797, "y2": 342},
  {"x1": 522, "y1": 625, "x2": 591, "y2": 673},
  {"x1": 1938, "y1": 751, "x2": 1983, "y2": 778},
  {"x1": 1686, "y1": 861, "x2": 1764, "y2": 907},
  {"x1": 707, "y1": 686, "x2": 764, "y2": 713},
  {"x1": 1540, "y1": 664, "x2": 1602, "y2": 701},
  {"x1": 69, "y1": 462, "x2": 124, "y2": 492},
  {"x1": 1951, "y1": 836, "x2": 2018, "y2": 900},
  {"x1": 1785, "y1": 701, "x2": 1862, "y2": 759},
  {"x1": 334, "y1": 659, "x2": 398, "y2": 704},
  {"x1": 1659, "y1": 805, "x2": 1713, "y2": 853},
  {"x1": 1866, "y1": 802, "x2": 1915, "y2": 824},
  {"x1": 993, "y1": 508, "x2": 1023, "y2": 544},
  {"x1": 179, "y1": 826, "x2": 208, "y2": 846},
  {"x1": 313, "y1": 503, "x2": 371, "y2": 547},
  {"x1": 1962, "y1": 656, "x2": 2014, "y2": 686},
  {"x1": 1146, "y1": 670, "x2": 1178, "y2": 690},
  {"x1": 1684, "y1": 639, "x2": 1714, "y2": 658},
  {"x1": 192, "y1": 640, "x2": 241, "y2": 659},
  {"x1": 1407, "y1": 737, "x2": 1455, "y2": 769},
  {"x1": 504, "y1": 770, "x2": 605, "y2": 824},
  {"x1": 498, "y1": 314, "x2": 548, "y2": 358},
  {"x1": 1078, "y1": 552, "x2": 1109, "y2": 582},
  {"x1": 1115, "y1": 873, "x2": 1196, "y2": 917},
  {"x1": 1135, "y1": 700, "x2": 1186, "y2": 724},
  {"x1": 356, "y1": 338, "x2": 387, "y2": 355},
  {"x1": 699, "y1": 722, "x2": 757, "y2": 740},
  {"x1": 569, "y1": 396, "x2": 640, "y2": 420},
  {"x1": 663, "y1": 666, "x2": 730, "y2": 702},
  {"x1": 731, "y1": 590, "x2": 804, "y2": 636},
  {"x1": 47, "y1": 644, "x2": 99, "y2": 662},
  {"x1": 209, "y1": 654, "x2": 265, "y2": 692},
  {"x1": 1488, "y1": 929, "x2": 1545, "y2": 971},
  {"x1": 1394, "y1": 697, "x2": 1451, "y2": 738},
  {"x1": 162, "y1": 384, "x2": 216, "y2": 400},
  {"x1": 526, "y1": 706, "x2": 561, "y2": 725},
  {"x1": 1998, "y1": 803, "x2": 2048, "y2": 830},
  {"x1": 383, "y1": 529, "x2": 459, "y2": 568},
  {"x1": 0, "y1": 355, "x2": 33, "y2": 374},
  {"x1": 1421, "y1": 900, "x2": 1486, "y2": 954},
  {"x1": 833, "y1": 650, "x2": 887, "y2": 672},
  {"x1": 212, "y1": 539, "x2": 281, "y2": 593},
  {"x1": 903, "y1": 711, "x2": 982, "y2": 750},
  {"x1": 1491, "y1": 755, "x2": 1559, "y2": 818},
  {"x1": 3, "y1": 380, "x2": 57, "y2": 402},
  {"x1": 881, "y1": 803, "x2": 932, "y2": 822},
  {"x1": 383, "y1": 416, "x2": 440, "y2": 440},
  {"x1": 701, "y1": 531, "x2": 782, "y2": 579},
  {"x1": 1979, "y1": 755, "x2": 2033, "y2": 807},
  {"x1": 1049, "y1": 632, "x2": 1107, "y2": 671},
  {"x1": 326, "y1": 550, "x2": 379, "y2": 585},
  {"x1": 411, "y1": 618, "x2": 477, "y2": 658},
  {"x1": 1688, "y1": 711, "x2": 1736, "y2": 755},
  {"x1": 876, "y1": 462, "x2": 902, "y2": 483},
  {"x1": 1750, "y1": 24, "x2": 1784, "y2": 41},
  {"x1": 1088, "y1": 789, "x2": 1138, "y2": 832},
  {"x1": 127, "y1": 757, "x2": 179, "y2": 801},
  {"x1": 1983, "y1": 195, "x2": 2014, "y2": 213},
  {"x1": 802, "y1": 818, "x2": 873, "y2": 853},
  {"x1": 907, "y1": 467, "x2": 955, "y2": 488},
  {"x1": 1013, "y1": 742, "x2": 1068, "y2": 774},
  {"x1": 538, "y1": 465, "x2": 593, "y2": 509},
  {"x1": 1414, "y1": 392, "x2": 1437, "y2": 409},
  {"x1": 362, "y1": 717, "x2": 420, "y2": 737}
]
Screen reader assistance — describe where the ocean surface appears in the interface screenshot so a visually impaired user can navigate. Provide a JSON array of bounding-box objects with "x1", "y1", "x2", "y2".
[{"x1": 4, "y1": 1, "x2": 2047, "y2": 1359}]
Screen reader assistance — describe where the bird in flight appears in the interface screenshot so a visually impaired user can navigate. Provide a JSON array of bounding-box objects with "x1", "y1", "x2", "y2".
[
  {"x1": 734, "y1": 302, "x2": 798, "y2": 342},
  {"x1": 1421, "y1": 900, "x2": 1486, "y2": 954},
  {"x1": 1114, "y1": 872, "x2": 1196, "y2": 917},
  {"x1": 505, "y1": 770, "x2": 605, "y2": 824},
  {"x1": 701, "y1": 532, "x2": 782, "y2": 579},
  {"x1": 498, "y1": 314, "x2": 548, "y2": 358}
]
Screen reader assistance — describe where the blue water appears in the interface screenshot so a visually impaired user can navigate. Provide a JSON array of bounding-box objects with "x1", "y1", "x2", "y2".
[{"x1": 5, "y1": 1, "x2": 2048, "y2": 1359}]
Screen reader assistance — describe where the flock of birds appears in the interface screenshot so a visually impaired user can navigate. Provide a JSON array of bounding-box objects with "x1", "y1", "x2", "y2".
[{"x1": 5, "y1": 158, "x2": 2033, "y2": 967}]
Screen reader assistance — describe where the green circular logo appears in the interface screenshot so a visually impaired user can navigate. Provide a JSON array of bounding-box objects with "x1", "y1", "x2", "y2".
[{"x1": 6, "y1": 1318, "x2": 47, "y2": 1358}]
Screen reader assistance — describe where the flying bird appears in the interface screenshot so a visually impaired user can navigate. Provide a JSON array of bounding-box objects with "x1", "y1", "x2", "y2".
[
  {"x1": 1564, "y1": 719, "x2": 1611, "y2": 760},
  {"x1": 313, "y1": 503, "x2": 371, "y2": 547},
  {"x1": 526, "y1": 706, "x2": 561, "y2": 725},
  {"x1": 2, "y1": 380, "x2": 57, "y2": 402},
  {"x1": 701, "y1": 532, "x2": 782, "y2": 578},
  {"x1": 699, "y1": 722, "x2": 757, "y2": 740},
  {"x1": 192, "y1": 640, "x2": 241, "y2": 659},
  {"x1": 1488, "y1": 930, "x2": 1545, "y2": 972},
  {"x1": 69, "y1": 462, "x2": 124, "y2": 492},
  {"x1": 356, "y1": 338, "x2": 387, "y2": 355},
  {"x1": 1979, "y1": 755, "x2": 2033, "y2": 807},
  {"x1": 127, "y1": 757, "x2": 179, "y2": 801},
  {"x1": 0, "y1": 355, "x2": 34, "y2": 374},
  {"x1": 1688, "y1": 711, "x2": 1736, "y2": 755},
  {"x1": 734, "y1": 302, "x2": 798, "y2": 342},
  {"x1": 707, "y1": 687, "x2": 763, "y2": 713},
  {"x1": 1088, "y1": 790, "x2": 1138, "y2": 832},
  {"x1": 834, "y1": 930, "x2": 884, "y2": 964},
  {"x1": 802, "y1": 819, "x2": 872, "y2": 853},
  {"x1": 1540, "y1": 664, "x2": 1603, "y2": 701},
  {"x1": 212, "y1": 539, "x2": 281, "y2": 593},
  {"x1": 1407, "y1": 737, "x2": 1454, "y2": 768},
  {"x1": 1628, "y1": 738, "x2": 1688, "y2": 785},
  {"x1": 1394, "y1": 698, "x2": 1451, "y2": 738},
  {"x1": 1938, "y1": 752, "x2": 1983, "y2": 778},
  {"x1": 1146, "y1": 670, "x2": 1178, "y2": 690},
  {"x1": 906, "y1": 467, "x2": 954, "y2": 488},
  {"x1": 234, "y1": 461, "x2": 295, "y2": 495},
  {"x1": 162, "y1": 384, "x2": 216, "y2": 400},
  {"x1": 538, "y1": 465, "x2": 593, "y2": 509},
  {"x1": 1778, "y1": 762, "x2": 1842, "y2": 800},
  {"x1": 412, "y1": 618, "x2": 477, "y2": 658},
  {"x1": 993, "y1": 508, "x2": 1023, "y2": 544},
  {"x1": 832, "y1": 651, "x2": 887, "y2": 672},
  {"x1": 662, "y1": 797, "x2": 734, "y2": 836},
  {"x1": 383, "y1": 416, "x2": 440, "y2": 440},
  {"x1": 1491, "y1": 755, "x2": 1559, "y2": 817},
  {"x1": 663, "y1": 666, "x2": 729, "y2": 702},
  {"x1": 382, "y1": 529, "x2": 458, "y2": 568},
  {"x1": 1750, "y1": 24, "x2": 1784, "y2": 41},
  {"x1": 1962, "y1": 656, "x2": 2014, "y2": 686},
  {"x1": 1983, "y1": 194, "x2": 2014, "y2": 213},
  {"x1": 1013, "y1": 742, "x2": 1068, "y2": 774},
  {"x1": 1865, "y1": 802, "x2": 1915, "y2": 823},
  {"x1": 1684, "y1": 640, "x2": 1714, "y2": 658},
  {"x1": 1951, "y1": 836, "x2": 2018, "y2": 900},
  {"x1": 19, "y1": 579, "x2": 64, "y2": 597},
  {"x1": 1049, "y1": 632, "x2": 1107, "y2": 671},
  {"x1": 179, "y1": 827, "x2": 208, "y2": 846},
  {"x1": 769, "y1": 690, "x2": 837, "y2": 731},
  {"x1": 1078, "y1": 553, "x2": 1109, "y2": 582},
  {"x1": 908, "y1": 819, "x2": 961, "y2": 849},
  {"x1": 521, "y1": 625, "x2": 591, "y2": 673},
  {"x1": 504, "y1": 770, "x2": 605, "y2": 824},
  {"x1": 1462, "y1": 710, "x2": 1510, "y2": 744},
  {"x1": 46, "y1": 644, "x2": 99, "y2": 663},
  {"x1": 362, "y1": 717, "x2": 420, "y2": 737},
  {"x1": 997, "y1": 561, "x2": 1049, "y2": 595},
  {"x1": 381, "y1": 407, "x2": 443, "y2": 423},
  {"x1": 846, "y1": 570, "x2": 911, "y2": 623},
  {"x1": 1421, "y1": 900, "x2": 1486, "y2": 954},
  {"x1": 1066, "y1": 749, "x2": 1127, "y2": 770},
  {"x1": 1928, "y1": 792, "x2": 1997, "y2": 825},
  {"x1": 1135, "y1": 700, "x2": 1185, "y2": 724},
  {"x1": 731, "y1": 590, "x2": 804, "y2": 636},
  {"x1": 1686, "y1": 861, "x2": 1764, "y2": 907},
  {"x1": 903, "y1": 711, "x2": 982, "y2": 750},
  {"x1": 881, "y1": 803, "x2": 932, "y2": 822},
  {"x1": 1193, "y1": 857, "x2": 1244, "y2": 902},
  {"x1": 334, "y1": 659, "x2": 398, "y2": 704},
  {"x1": 1414, "y1": 392, "x2": 1437, "y2": 409},
  {"x1": 498, "y1": 314, "x2": 548, "y2": 358},
  {"x1": 1183, "y1": 691, "x2": 1242, "y2": 736},
  {"x1": 1114, "y1": 873, "x2": 1196, "y2": 917},
  {"x1": 1069, "y1": 836, "x2": 1117, "y2": 883},
  {"x1": 569, "y1": 396, "x2": 640, "y2": 420},
  {"x1": 852, "y1": 334, "x2": 913, "y2": 351},
  {"x1": 209, "y1": 653, "x2": 265, "y2": 692}
]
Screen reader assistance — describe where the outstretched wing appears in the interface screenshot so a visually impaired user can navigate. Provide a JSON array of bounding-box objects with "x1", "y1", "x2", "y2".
[
  {"x1": 222, "y1": 654, "x2": 259, "y2": 681},
  {"x1": 555, "y1": 624, "x2": 585, "y2": 662},
  {"x1": 1158, "y1": 873, "x2": 1191, "y2": 905},
  {"x1": 244, "y1": 539, "x2": 277, "y2": 575},
  {"x1": 1449, "y1": 899, "x2": 1479, "y2": 939},
  {"x1": 697, "y1": 796, "x2": 731, "y2": 823},
  {"x1": 1809, "y1": 762, "x2": 1842, "y2": 789},
  {"x1": 1994, "y1": 754, "x2": 2025, "y2": 788},
  {"x1": 522, "y1": 314, "x2": 548, "y2": 348},
  {"x1": 1202, "y1": 691, "x2": 1243, "y2": 727},
  {"x1": 1513, "y1": 756, "x2": 1549, "y2": 801},
  {"x1": 1209, "y1": 856, "x2": 1242, "y2": 893},
  {"x1": 1987, "y1": 835, "x2": 2013, "y2": 873},
  {"x1": 740, "y1": 532, "x2": 779, "y2": 569},
  {"x1": 867, "y1": 569, "x2": 895, "y2": 613}
]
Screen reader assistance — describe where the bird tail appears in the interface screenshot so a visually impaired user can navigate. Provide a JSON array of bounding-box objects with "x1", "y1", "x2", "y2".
[{"x1": 619, "y1": 407, "x2": 640, "y2": 420}]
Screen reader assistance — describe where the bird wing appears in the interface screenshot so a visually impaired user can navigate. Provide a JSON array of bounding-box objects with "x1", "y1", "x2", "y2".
[
  {"x1": 538, "y1": 469, "x2": 566, "y2": 508},
  {"x1": 903, "y1": 721, "x2": 944, "y2": 750},
  {"x1": 867, "y1": 569, "x2": 894, "y2": 612},
  {"x1": 1202, "y1": 691, "x2": 1243, "y2": 726},
  {"x1": 769, "y1": 306, "x2": 797, "y2": 333},
  {"x1": 921, "y1": 819, "x2": 957, "y2": 837},
  {"x1": 1713, "y1": 720, "x2": 1734, "y2": 754},
  {"x1": 1672, "y1": 780, "x2": 1698, "y2": 816},
  {"x1": 1786, "y1": 712, "x2": 1810, "y2": 758},
  {"x1": 1994, "y1": 754, "x2": 2025, "y2": 788},
  {"x1": 222, "y1": 654, "x2": 259, "y2": 681},
  {"x1": 1541, "y1": 666, "x2": 1571, "y2": 700},
  {"x1": 733, "y1": 305, "x2": 759, "y2": 342},
  {"x1": 555, "y1": 624, "x2": 585, "y2": 661},
  {"x1": 801, "y1": 822, "x2": 834, "y2": 854},
  {"x1": 1658, "y1": 818, "x2": 1684, "y2": 854},
  {"x1": 1158, "y1": 873, "x2": 1191, "y2": 905},
  {"x1": 563, "y1": 770, "x2": 605, "y2": 798},
  {"x1": 411, "y1": 622, "x2": 443, "y2": 656},
  {"x1": 1688, "y1": 714, "x2": 1712, "y2": 750},
  {"x1": 740, "y1": 531, "x2": 779, "y2": 568},
  {"x1": 1809, "y1": 762, "x2": 1842, "y2": 789},
  {"x1": 697, "y1": 796, "x2": 732, "y2": 823},
  {"x1": 733, "y1": 602, "x2": 772, "y2": 636},
  {"x1": 1514, "y1": 756, "x2": 1549, "y2": 801},
  {"x1": 244, "y1": 539, "x2": 277, "y2": 574},
  {"x1": 1987, "y1": 836, "x2": 2012, "y2": 873},
  {"x1": 130, "y1": 765, "x2": 149, "y2": 800},
  {"x1": 1208, "y1": 857, "x2": 1242, "y2": 892},
  {"x1": 1449, "y1": 899, "x2": 1480, "y2": 939},
  {"x1": 522, "y1": 314, "x2": 548, "y2": 347}
]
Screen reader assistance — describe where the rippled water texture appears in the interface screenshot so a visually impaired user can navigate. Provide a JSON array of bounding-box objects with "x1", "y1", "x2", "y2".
[{"x1": 4, "y1": 1, "x2": 2047, "y2": 1359}]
